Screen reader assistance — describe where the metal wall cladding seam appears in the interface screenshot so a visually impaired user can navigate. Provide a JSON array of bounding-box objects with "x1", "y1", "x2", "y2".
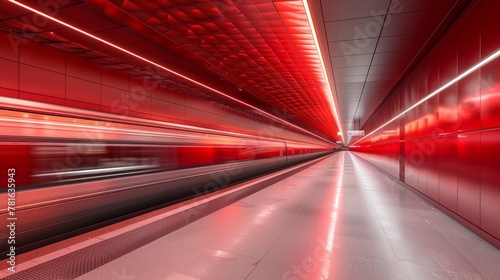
[
  {"x1": 457, "y1": 71, "x2": 481, "y2": 132},
  {"x1": 437, "y1": 135, "x2": 458, "y2": 213},
  {"x1": 480, "y1": 129, "x2": 500, "y2": 238},
  {"x1": 480, "y1": 59, "x2": 500, "y2": 129},
  {"x1": 457, "y1": 132, "x2": 481, "y2": 225},
  {"x1": 480, "y1": 0, "x2": 500, "y2": 59}
]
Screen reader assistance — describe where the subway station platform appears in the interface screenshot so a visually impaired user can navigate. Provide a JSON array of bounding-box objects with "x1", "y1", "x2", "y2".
[{"x1": 3, "y1": 152, "x2": 500, "y2": 280}]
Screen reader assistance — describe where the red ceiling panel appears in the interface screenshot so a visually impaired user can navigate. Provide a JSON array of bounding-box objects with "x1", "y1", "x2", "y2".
[
  {"x1": 62, "y1": 3, "x2": 123, "y2": 31},
  {"x1": 0, "y1": 3, "x2": 30, "y2": 19},
  {"x1": 97, "y1": 26, "x2": 149, "y2": 43}
]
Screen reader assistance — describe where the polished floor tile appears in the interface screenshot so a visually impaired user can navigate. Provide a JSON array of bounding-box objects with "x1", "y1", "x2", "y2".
[{"x1": 76, "y1": 152, "x2": 500, "y2": 280}]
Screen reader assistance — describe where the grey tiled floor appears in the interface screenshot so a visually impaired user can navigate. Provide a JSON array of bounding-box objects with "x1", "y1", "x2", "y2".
[{"x1": 77, "y1": 152, "x2": 500, "y2": 280}]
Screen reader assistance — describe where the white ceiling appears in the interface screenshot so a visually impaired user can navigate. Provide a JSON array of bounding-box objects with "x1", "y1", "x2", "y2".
[{"x1": 314, "y1": 0, "x2": 469, "y2": 143}]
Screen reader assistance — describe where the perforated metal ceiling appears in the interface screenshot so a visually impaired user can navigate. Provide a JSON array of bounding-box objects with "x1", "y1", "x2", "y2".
[{"x1": 97, "y1": 0, "x2": 340, "y2": 139}]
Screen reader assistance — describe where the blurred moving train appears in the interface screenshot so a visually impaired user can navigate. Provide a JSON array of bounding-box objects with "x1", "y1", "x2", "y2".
[{"x1": 0, "y1": 97, "x2": 335, "y2": 255}]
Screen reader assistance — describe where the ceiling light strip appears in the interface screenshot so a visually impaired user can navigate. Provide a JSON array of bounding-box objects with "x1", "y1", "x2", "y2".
[
  {"x1": 301, "y1": 0, "x2": 345, "y2": 143},
  {"x1": 351, "y1": 48, "x2": 500, "y2": 146},
  {"x1": 8, "y1": 0, "x2": 338, "y2": 146}
]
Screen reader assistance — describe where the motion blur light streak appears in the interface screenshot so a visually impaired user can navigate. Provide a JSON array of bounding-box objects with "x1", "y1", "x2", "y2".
[
  {"x1": 0, "y1": 116, "x2": 201, "y2": 142},
  {"x1": 7, "y1": 0, "x2": 338, "y2": 146},
  {"x1": 252, "y1": 204, "x2": 276, "y2": 225},
  {"x1": 0, "y1": 96, "x2": 313, "y2": 145},
  {"x1": 321, "y1": 152, "x2": 344, "y2": 278},
  {"x1": 352, "y1": 48, "x2": 500, "y2": 146},
  {"x1": 301, "y1": 0, "x2": 345, "y2": 143}
]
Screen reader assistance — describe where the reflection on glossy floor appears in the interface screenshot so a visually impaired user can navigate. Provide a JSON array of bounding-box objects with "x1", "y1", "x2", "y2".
[{"x1": 77, "y1": 152, "x2": 500, "y2": 280}]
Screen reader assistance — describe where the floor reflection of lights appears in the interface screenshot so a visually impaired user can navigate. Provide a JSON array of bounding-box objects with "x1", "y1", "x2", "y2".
[{"x1": 321, "y1": 152, "x2": 344, "y2": 279}]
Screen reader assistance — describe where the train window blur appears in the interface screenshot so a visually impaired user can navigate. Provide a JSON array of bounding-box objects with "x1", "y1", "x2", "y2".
[
  {"x1": 3, "y1": 141, "x2": 288, "y2": 189},
  {"x1": 32, "y1": 143, "x2": 162, "y2": 185}
]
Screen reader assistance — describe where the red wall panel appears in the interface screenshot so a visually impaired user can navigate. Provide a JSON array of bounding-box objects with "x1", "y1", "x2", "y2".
[
  {"x1": 457, "y1": 132, "x2": 481, "y2": 225},
  {"x1": 102, "y1": 85, "x2": 129, "y2": 114},
  {"x1": 416, "y1": 139, "x2": 428, "y2": 195},
  {"x1": 66, "y1": 55, "x2": 102, "y2": 83},
  {"x1": 480, "y1": 59, "x2": 500, "y2": 129},
  {"x1": 65, "y1": 99, "x2": 102, "y2": 112},
  {"x1": 480, "y1": 130, "x2": 500, "y2": 239},
  {"x1": 66, "y1": 77, "x2": 101, "y2": 104},
  {"x1": 427, "y1": 49, "x2": 440, "y2": 93},
  {"x1": 169, "y1": 103, "x2": 185, "y2": 122},
  {"x1": 184, "y1": 107, "x2": 198, "y2": 124},
  {"x1": 150, "y1": 99, "x2": 170, "y2": 119},
  {"x1": 426, "y1": 139, "x2": 440, "y2": 202},
  {"x1": 151, "y1": 86, "x2": 169, "y2": 102},
  {"x1": 353, "y1": 1, "x2": 500, "y2": 243},
  {"x1": 417, "y1": 105, "x2": 428, "y2": 139},
  {"x1": 457, "y1": 5, "x2": 480, "y2": 73},
  {"x1": 480, "y1": 0, "x2": 500, "y2": 59},
  {"x1": 19, "y1": 91, "x2": 65, "y2": 106},
  {"x1": 438, "y1": 135, "x2": 458, "y2": 212},
  {"x1": 404, "y1": 141, "x2": 414, "y2": 186},
  {"x1": 458, "y1": 71, "x2": 481, "y2": 132},
  {"x1": 102, "y1": 67, "x2": 129, "y2": 90},
  {"x1": 426, "y1": 95, "x2": 439, "y2": 136},
  {"x1": 438, "y1": 84, "x2": 458, "y2": 134},
  {"x1": 0, "y1": 88, "x2": 18, "y2": 98},
  {"x1": 0, "y1": 32, "x2": 19, "y2": 61},
  {"x1": 130, "y1": 95, "x2": 151, "y2": 115},
  {"x1": 19, "y1": 65, "x2": 66, "y2": 99},
  {"x1": 438, "y1": 32, "x2": 458, "y2": 86},
  {"x1": 20, "y1": 42, "x2": 65, "y2": 74},
  {"x1": 0, "y1": 58, "x2": 19, "y2": 91}
]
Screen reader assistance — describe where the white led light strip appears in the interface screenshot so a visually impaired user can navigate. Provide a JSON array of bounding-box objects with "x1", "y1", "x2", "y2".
[
  {"x1": 8, "y1": 0, "x2": 339, "y2": 146},
  {"x1": 301, "y1": 0, "x2": 345, "y2": 143},
  {"x1": 352, "y1": 48, "x2": 500, "y2": 146}
]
